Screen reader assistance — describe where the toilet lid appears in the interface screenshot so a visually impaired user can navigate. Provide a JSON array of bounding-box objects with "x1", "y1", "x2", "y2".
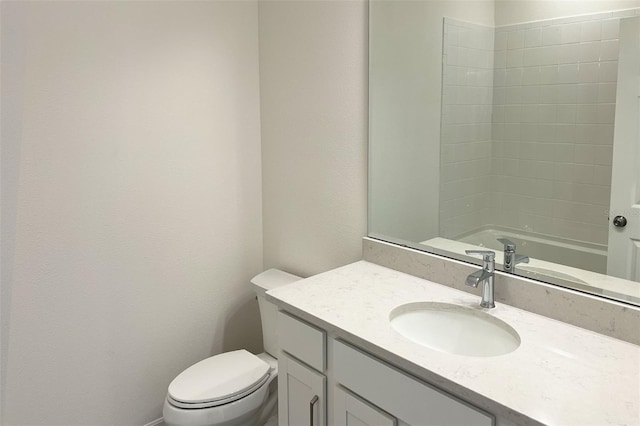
[{"x1": 168, "y1": 350, "x2": 270, "y2": 404}]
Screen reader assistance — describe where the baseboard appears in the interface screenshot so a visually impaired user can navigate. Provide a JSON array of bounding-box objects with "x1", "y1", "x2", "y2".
[{"x1": 143, "y1": 417, "x2": 164, "y2": 426}]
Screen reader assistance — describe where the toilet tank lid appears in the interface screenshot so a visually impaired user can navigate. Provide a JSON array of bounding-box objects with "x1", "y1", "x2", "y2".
[{"x1": 250, "y1": 269, "x2": 302, "y2": 295}]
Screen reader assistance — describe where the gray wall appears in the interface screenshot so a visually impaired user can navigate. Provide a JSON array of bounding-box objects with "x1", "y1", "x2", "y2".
[
  {"x1": 259, "y1": 0, "x2": 369, "y2": 277},
  {"x1": 1, "y1": 2, "x2": 263, "y2": 424}
]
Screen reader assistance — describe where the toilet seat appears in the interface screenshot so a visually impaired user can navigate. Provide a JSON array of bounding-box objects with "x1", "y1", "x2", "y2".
[{"x1": 168, "y1": 350, "x2": 271, "y2": 410}]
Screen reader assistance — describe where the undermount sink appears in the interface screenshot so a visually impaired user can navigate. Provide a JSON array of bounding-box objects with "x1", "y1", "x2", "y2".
[{"x1": 390, "y1": 302, "x2": 521, "y2": 357}]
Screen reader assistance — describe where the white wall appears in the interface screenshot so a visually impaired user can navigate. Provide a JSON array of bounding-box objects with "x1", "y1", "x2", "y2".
[
  {"x1": 259, "y1": 0, "x2": 369, "y2": 277},
  {"x1": 1, "y1": 1, "x2": 263, "y2": 424},
  {"x1": 368, "y1": 1, "x2": 494, "y2": 243},
  {"x1": 495, "y1": 0, "x2": 640, "y2": 26}
]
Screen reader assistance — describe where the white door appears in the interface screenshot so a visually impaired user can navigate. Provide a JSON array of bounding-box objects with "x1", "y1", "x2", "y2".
[
  {"x1": 607, "y1": 16, "x2": 640, "y2": 280},
  {"x1": 278, "y1": 352, "x2": 326, "y2": 426},
  {"x1": 333, "y1": 386, "x2": 396, "y2": 426}
]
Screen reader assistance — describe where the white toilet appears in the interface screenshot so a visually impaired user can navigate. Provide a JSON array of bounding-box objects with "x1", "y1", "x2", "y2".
[{"x1": 163, "y1": 269, "x2": 302, "y2": 426}]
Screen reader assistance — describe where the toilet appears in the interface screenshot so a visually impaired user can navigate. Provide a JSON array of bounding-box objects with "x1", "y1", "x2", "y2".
[{"x1": 163, "y1": 269, "x2": 302, "y2": 426}]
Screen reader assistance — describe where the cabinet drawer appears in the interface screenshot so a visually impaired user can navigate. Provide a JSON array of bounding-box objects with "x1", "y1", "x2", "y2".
[
  {"x1": 334, "y1": 340, "x2": 493, "y2": 426},
  {"x1": 278, "y1": 311, "x2": 326, "y2": 372}
]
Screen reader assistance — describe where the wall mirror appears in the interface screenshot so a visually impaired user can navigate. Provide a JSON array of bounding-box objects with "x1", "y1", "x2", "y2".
[{"x1": 369, "y1": 0, "x2": 640, "y2": 306}]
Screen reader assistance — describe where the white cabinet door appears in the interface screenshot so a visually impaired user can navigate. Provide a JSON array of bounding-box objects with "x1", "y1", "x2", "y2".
[
  {"x1": 334, "y1": 386, "x2": 396, "y2": 426},
  {"x1": 278, "y1": 352, "x2": 326, "y2": 426},
  {"x1": 607, "y1": 16, "x2": 640, "y2": 280}
]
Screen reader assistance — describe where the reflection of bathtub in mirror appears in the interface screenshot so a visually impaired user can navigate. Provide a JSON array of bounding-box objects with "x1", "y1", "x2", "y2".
[
  {"x1": 422, "y1": 231, "x2": 640, "y2": 303},
  {"x1": 457, "y1": 227, "x2": 606, "y2": 274}
]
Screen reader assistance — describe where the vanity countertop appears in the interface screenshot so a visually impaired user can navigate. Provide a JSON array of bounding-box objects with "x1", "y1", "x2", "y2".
[{"x1": 266, "y1": 260, "x2": 640, "y2": 426}]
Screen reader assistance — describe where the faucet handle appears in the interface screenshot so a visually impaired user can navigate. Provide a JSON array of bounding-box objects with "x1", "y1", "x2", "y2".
[
  {"x1": 465, "y1": 250, "x2": 495, "y2": 262},
  {"x1": 497, "y1": 238, "x2": 516, "y2": 251}
]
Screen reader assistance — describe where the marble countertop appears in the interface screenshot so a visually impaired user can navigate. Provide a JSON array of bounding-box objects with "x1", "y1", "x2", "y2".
[{"x1": 266, "y1": 261, "x2": 640, "y2": 426}]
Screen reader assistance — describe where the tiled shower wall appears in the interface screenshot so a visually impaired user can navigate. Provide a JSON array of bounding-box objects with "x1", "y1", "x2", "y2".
[
  {"x1": 441, "y1": 9, "x2": 639, "y2": 245},
  {"x1": 440, "y1": 19, "x2": 494, "y2": 238},
  {"x1": 491, "y1": 10, "x2": 638, "y2": 246}
]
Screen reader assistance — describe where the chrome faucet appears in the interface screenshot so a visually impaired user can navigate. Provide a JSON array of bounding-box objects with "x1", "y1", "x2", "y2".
[
  {"x1": 465, "y1": 250, "x2": 496, "y2": 309},
  {"x1": 497, "y1": 238, "x2": 529, "y2": 273}
]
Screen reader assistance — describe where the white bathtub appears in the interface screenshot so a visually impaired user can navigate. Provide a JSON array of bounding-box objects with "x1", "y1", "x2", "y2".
[
  {"x1": 421, "y1": 230, "x2": 640, "y2": 303},
  {"x1": 458, "y1": 228, "x2": 607, "y2": 274}
]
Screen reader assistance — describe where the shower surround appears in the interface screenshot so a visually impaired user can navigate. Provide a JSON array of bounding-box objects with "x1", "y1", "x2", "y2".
[{"x1": 440, "y1": 9, "x2": 639, "y2": 249}]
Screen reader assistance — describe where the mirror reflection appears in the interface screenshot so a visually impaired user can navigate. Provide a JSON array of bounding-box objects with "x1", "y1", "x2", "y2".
[{"x1": 369, "y1": 1, "x2": 640, "y2": 305}]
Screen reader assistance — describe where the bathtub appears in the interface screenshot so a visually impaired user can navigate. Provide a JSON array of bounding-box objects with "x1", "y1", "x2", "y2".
[{"x1": 457, "y1": 228, "x2": 607, "y2": 274}]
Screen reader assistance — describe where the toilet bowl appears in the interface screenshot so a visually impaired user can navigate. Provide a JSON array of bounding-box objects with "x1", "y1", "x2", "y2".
[{"x1": 163, "y1": 269, "x2": 301, "y2": 426}]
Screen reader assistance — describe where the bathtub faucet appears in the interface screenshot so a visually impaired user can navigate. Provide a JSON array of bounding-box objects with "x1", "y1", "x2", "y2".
[
  {"x1": 498, "y1": 238, "x2": 529, "y2": 273},
  {"x1": 465, "y1": 250, "x2": 496, "y2": 309}
]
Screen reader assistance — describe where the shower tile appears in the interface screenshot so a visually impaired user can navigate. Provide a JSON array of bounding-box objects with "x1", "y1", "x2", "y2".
[
  {"x1": 539, "y1": 45, "x2": 559, "y2": 65},
  {"x1": 521, "y1": 86, "x2": 540, "y2": 103},
  {"x1": 599, "y1": 61, "x2": 618, "y2": 82},
  {"x1": 597, "y1": 125, "x2": 615, "y2": 144},
  {"x1": 494, "y1": 50, "x2": 507, "y2": 69},
  {"x1": 556, "y1": 84, "x2": 578, "y2": 103},
  {"x1": 507, "y1": 30, "x2": 525, "y2": 49},
  {"x1": 523, "y1": 47, "x2": 543, "y2": 66},
  {"x1": 598, "y1": 83, "x2": 616, "y2": 103},
  {"x1": 507, "y1": 48, "x2": 524, "y2": 67},
  {"x1": 522, "y1": 66, "x2": 541, "y2": 85},
  {"x1": 525, "y1": 28, "x2": 542, "y2": 47},
  {"x1": 542, "y1": 25, "x2": 562, "y2": 46},
  {"x1": 558, "y1": 64, "x2": 579, "y2": 83},
  {"x1": 579, "y1": 42, "x2": 601, "y2": 63},
  {"x1": 601, "y1": 19, "x2": 620, "y2": 40},
  {"x1": 600, "y1": 40, "x2": 619, "y2": 61},
  {"x1": 574, "y1": 145, "x2": 597, "y2": 164},
  {"x1": 575, "y1": 124, "x2": 599, "y2": 144},
  {"x1": 520, "y1": 105, "x2": 539, "y2": 123},
  {"x1": 557, "y1": 44, "x2": 580, "y2": 64},
  {"x1": 594, "y1": 146, "x2": 613, "y2": 166},
  {"x1": 495, "y1": 31, "x2": 508, "y2": 50},
  {"x1": 578, "y1": 62, "x2": 600, "y2": 83},
  {"x1": 538, "y1": 85, "x2": 558, "y2": 104},
  {"x1": 580, "y1": 21, "x2": 602, "y2": 42},
  {"x1": 506, "y1": 67, "x2": 524, "y2": 86},
  {"x1": 593, "y1": 165, "x2": 612, "y2": 186},
  {"x1": 556, "y1": 105, "x2": 577, "y2": 123},
  {"x1": 537, "y1": 104, "x2": 557, "y2": 123},
  {"x1": 576, "y1": 83, "x2": 599, "y2": 103},
  {"x1": 539, "y1": 65, "x2": 559, "y2": 84},
  {"x1": 597, "y1": 103, "x2": 615, "y2": 124},
  {"x1": 554, "y1": 124, "x2": 576, "y2": 143},
  {"x1": 560, "y1": 23, "x2": 581, "y2": 44},
  {"x1": 577, "y1": 104, "x2": 599, "y2": 123}
]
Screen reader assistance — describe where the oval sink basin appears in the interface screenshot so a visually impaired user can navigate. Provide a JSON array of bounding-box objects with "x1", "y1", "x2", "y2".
[{"x1": 390, "y1": 302, "x2": 520, "y2": 357}]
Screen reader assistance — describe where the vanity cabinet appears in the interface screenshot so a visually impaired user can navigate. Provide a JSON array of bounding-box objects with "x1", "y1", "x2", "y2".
[
  {"x1": 277, "y1": 311, "x2": 327, "y2": 426},
  {"x1": 277, "y1": 311, "x2": 493, "y2": 426}
]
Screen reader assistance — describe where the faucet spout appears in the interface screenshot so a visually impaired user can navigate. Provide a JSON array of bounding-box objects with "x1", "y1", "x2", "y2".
[
  {"x1": 466, "y1": 268, "x2": 492, "y2": 288},
  {"x1": 464, "y1": 250, "x2": 496, "y2": 309}
]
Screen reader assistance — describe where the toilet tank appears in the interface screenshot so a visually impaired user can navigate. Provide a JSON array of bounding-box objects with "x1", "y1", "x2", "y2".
[{"x1": 250, "y1": 269, "x2": 302, "y2": 358}]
